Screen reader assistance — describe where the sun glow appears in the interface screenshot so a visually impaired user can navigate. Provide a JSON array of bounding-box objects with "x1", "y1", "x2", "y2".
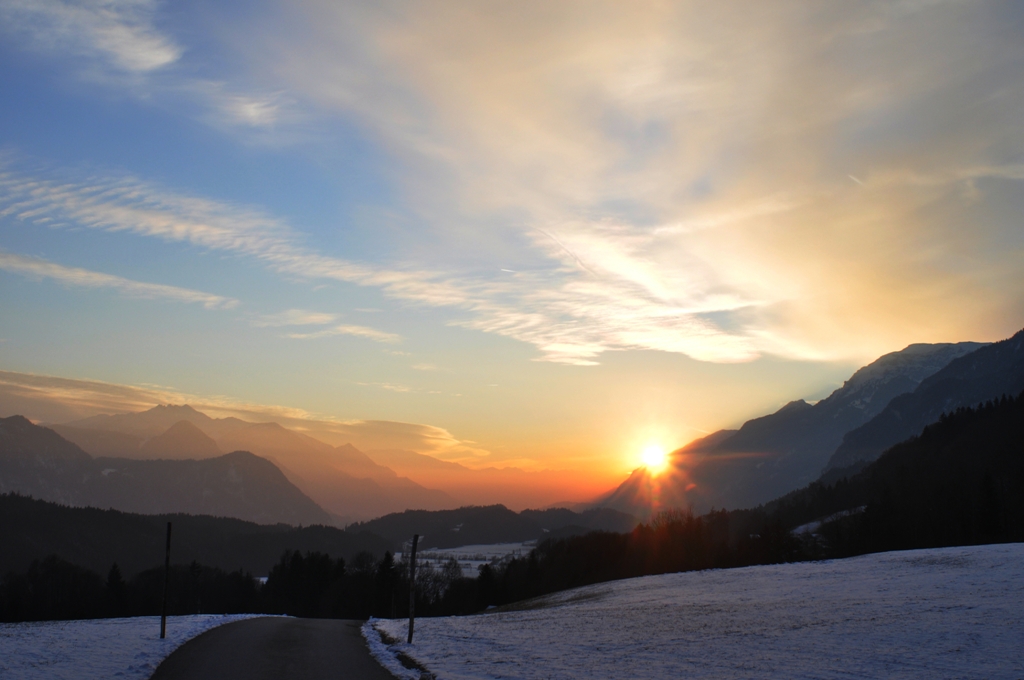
[{"x1": 640, "y1": 443, "x2": 670, "y2": 475}]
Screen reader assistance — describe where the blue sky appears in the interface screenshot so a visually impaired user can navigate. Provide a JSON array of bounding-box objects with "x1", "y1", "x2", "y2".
[{"x1": 1, "y1": 0, "x2": 1023, "y2": 492}]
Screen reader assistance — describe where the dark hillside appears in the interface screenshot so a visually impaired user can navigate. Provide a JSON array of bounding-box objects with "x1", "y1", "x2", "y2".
[
  {"x1": 352, "y1": 505, "x2": 540, "y2": 548},
  {"x1": 0, "y1": 415, "x2": 93, "y2": 505},
  {"x1": 0, "y1": 494, "x2": 391, "y2": 578},
  {"x1": 88, "y1": 451, "x2": 333, "y2": 526},
  {"x1": 770, "y1": 390, "x2": 1024, "y2": 550},
  {"x1": 519, "y1": 507, "x2": 639, "y2": 534},
  {"x1": 351, "y1": 504, "x2": 638, "y2": 548},
  {"x1": 0, "y1": 416, "x2": 92, "y2": 464}
]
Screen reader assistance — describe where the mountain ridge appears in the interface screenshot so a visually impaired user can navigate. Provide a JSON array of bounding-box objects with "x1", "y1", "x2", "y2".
[
  {"x1": 596, "y1": 339, "x2": 986, "y2": 516},
  {"x1": 0, "y1": 416, "x2": 333, "y2": 526},
  {"x1": 826, "y1": 328, "x2": 1024, "y2": 473},
  {"x1": 57, "y1": 406, "x2": 460, "y2": 521}
]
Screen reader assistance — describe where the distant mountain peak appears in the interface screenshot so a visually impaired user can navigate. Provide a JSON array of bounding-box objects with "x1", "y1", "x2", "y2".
[
  {"x1": 0, "y1": 415, "x2": 92, "y2": 464},
  {"x1": 143, "y1": 403, "x2": 210, "y2": 419},
  {"x1": 161, "y1": 403, "x2": 200, "y2": 412},
  {"x1": 63, "y1": 403, "x2": 215, "y2": 439},
  {"x1": 140, "y1": 419, "x2": 221, "y2": 460},
  {"x1": 778, "y1": 399, "x2": 812, "y2": 414}
]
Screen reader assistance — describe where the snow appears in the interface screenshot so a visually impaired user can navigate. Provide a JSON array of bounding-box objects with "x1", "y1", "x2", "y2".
[
  {"x1": 0, "y1": 614, "x2": 264, "y2": 680},
  {"x1": 370, "y1": 543, "x2": 1024, "y2": 679},
  {"x1": 415, "y1": 542, "x2": 535, "y2": 573},
  {"x1": 791, "y1": 505, "x2": 865, "y2": 536},
  {"x1": 362, "y1": 618, "x2": 421, "y2": 680}
]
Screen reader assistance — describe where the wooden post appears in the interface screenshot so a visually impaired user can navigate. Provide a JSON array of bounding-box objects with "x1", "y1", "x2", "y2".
[
  {"x1": 407, "y1": 534, "x2": 419, "y2": 644},
  {"x1": 160, "y1": 521, "x2": 172, "y2": 639}
]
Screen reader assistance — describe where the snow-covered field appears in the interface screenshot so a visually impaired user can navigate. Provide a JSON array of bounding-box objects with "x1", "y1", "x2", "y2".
[
  {"x1": 369, "y1": 543, "x2": 1024, "y2": 680},
  {"x1": 416, "y1": 542, "x2": 536, "y2": 573},
  {"x1": 0, "y1": 614, "x2": 262, "y2": 680}
]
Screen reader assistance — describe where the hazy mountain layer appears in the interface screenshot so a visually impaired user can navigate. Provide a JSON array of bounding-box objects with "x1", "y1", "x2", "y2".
[
  {"x1": 48, "y1": 424, "x2": 144, "y2": 457},
  {"x1": 138, "y1": 419, "x2": 221, "y2": 459},
  {"x1": 59, "y1": 407, "x2": 587, "y2": 516},
  {"x1": 826, "y1": 328, "x2": 1024, "y2": 473},
  {"x1": 60, "y1": 406, "x2": 458, "y2": 521},
  {"x1": 87, "y1": 451, "x2": 332, "y2": 525},
  {"x1": 0, "y1": 416, "x2": 332, "y2": 526}
]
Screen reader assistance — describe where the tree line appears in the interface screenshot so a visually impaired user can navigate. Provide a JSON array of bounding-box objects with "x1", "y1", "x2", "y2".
[{"x1": 0, "y1": 505, "x2": 799, "y2": 623}]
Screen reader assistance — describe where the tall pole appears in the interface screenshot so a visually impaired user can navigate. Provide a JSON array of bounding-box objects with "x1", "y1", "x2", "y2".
[
  {"x1": 160, "y1": 521, "x2": 172, "y2": 639},
  {"x1": 407, "y1": 534, "x2": 419, "y2": 644}
]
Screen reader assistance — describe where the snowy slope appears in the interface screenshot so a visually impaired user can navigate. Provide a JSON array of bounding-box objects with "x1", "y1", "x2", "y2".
[
  {"x1": 0, "y1": 614, "x2": 263, "y2": 680},
  {"x1": 369, "y1": 543, "x2": 1024, "y2": 679}
]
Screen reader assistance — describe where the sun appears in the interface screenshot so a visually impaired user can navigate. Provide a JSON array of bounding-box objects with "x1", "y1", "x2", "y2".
[{"x1": 640, "y1": 443, "x2": 670, "y2": 475}]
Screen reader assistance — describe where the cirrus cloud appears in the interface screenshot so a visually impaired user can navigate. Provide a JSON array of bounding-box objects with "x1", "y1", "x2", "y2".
[
  {"x1": 0, "y1": 250, "x2": 237, "y2": 309},
  {"x1": 287, "y1": 324, "x2": 401, "y2": 344}
]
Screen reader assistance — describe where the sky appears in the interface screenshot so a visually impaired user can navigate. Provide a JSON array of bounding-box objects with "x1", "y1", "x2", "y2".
[{"x1": 1, "y1": 0, "x2": 1023, "y2": 496}]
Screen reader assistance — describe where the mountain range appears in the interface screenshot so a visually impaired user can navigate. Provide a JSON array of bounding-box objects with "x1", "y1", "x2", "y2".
[
  {"x1": 49, "y1": 404, "x2": 585, "y2": 520},
  {"x1": 597, "y1": 332, "x2": 1024, "y2": 516},
  {"x1": 52, "y1": 405, "x2": 457, "y2": 523},
  {"x1": 0, "y1": 415, "x2": 332, "y2": 526},
  {"x1": 4, "y1": 327, "x2": 1020, "y2": 527}
]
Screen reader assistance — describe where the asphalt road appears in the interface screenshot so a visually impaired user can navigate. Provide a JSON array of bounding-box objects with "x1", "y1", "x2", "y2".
[{"x1": 149, "y1": 617, "x2": 398, "y2": 680}]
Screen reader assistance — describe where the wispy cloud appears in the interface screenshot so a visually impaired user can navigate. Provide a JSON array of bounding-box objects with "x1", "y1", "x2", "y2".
[
  {"x1": 253, "y1": 309, "x2": 338, "y2": 327},
  {"x1": 0, "y1": 0, "x2": 181, "y2": 73},
  {"x1": 186, "y1": 80, "x2": 293, "y2": 130},
  {"x1": 0, "y1": 250, "x2": 237, "y2": 309},
  {"x1": 6, "y1": 144, "x2": 1023, "y2": 364},
  {"x1": 0, "y1": 161, "x2": 761, "y2": 363},
  {"x1": 287, "y1": 324, "x2": 401, "y2": 343},
  {"x1": 356, "y1": 381, "x2": 411, "y2": 392},
  {"x1": 253, "y1": 0, "x2": 1024, "y2": 361},
  {"x1": 5, "y1": 0, "x2": 1024, "y2": 363},
  {"x1": 0, "y1": 0, "x2": 289, "y2": 130}
]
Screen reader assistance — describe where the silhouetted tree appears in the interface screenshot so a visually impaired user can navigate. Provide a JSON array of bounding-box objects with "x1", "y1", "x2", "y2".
[{"x1": 105, "y1": 563, "x2": 126, "y2": 616}]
